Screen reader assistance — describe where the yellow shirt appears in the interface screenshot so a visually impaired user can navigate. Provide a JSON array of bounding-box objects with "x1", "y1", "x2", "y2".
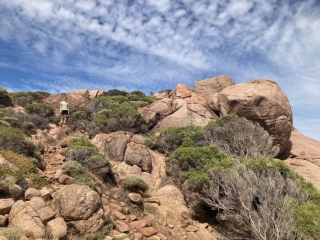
[{"x1": 60, "y1": 101, "x2": 69, "y2": 111}]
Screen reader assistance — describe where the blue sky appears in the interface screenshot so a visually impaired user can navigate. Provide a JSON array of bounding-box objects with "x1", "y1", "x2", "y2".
[{"x1": 0, "y1": 0, "x2": 319, "y2": 140}]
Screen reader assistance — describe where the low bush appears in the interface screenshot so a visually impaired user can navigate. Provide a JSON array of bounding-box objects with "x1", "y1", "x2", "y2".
[
  {"x1": 25, "y1": 102, "x2": 55, "y2": 118},
  {"x1": 0, "y1": 149, "x2": 38, "y2": 176},
  {"x1": 7, "y1": 109, "x2": 50, "y2": 130},
  {"x1": 167, "y1": 145, "x2": 234, "y2": 187},
  {"x1": 0, "y1": 126, "x2": 37, "y2": 158},
  {"x1": 0, "y1": 87, "x2": 13, "y2": 107},
  {"x1": 103, "y1": 89, "x2": 128, "y2": 96},
  {"x1": 202, "y1": 115, "x2": 279, "y2": 158},
  {"x1": 0, "y1": 176, "x2": 16, "y2": 195},
  {"x1": 121, "y1": 174, "x2": 149, "y2": 193},
  {"x1": 85, "y1": 220, "x2": 115, "y2": 240},
  {"x1": 198, "y1": 162, "x2": 301, "y2": 240},
  {"x1": 0, "y1": 227, "x2": 25, "y2": 240},
  {"x1": 152, "y1": 125, "x2": 203, "y2": 155},
  {"x1": 2, "y1": 116, "x2": 19, "y2": 127},
  {"x1": 63, "y1": 137, "x2": 112, "y2": 180},
  {"x1": 62, "y1": 160, "x2": 84, "y2": 175}
]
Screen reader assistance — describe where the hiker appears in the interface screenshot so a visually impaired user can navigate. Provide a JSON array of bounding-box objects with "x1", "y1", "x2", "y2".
[{"x1": 60, "y1": 96, "x2": 69, "y2": 124}]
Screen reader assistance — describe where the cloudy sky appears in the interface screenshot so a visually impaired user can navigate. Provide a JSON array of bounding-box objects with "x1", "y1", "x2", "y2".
[{"x1": 0, "y1": 0, "x2": 319, "y2": 140}]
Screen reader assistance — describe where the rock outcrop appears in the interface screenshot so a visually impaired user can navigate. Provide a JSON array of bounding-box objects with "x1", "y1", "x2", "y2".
[
  {"x1": 52, "y1": 184, "x2": 108, "y2": 234},
  {"x1": 9, "y1": 197, "x2": 55, "y2": 238},
  {"x1": 284, "y1": 130, "x2": 320, "y2": 190},
  {"x1": 139, "y1": 84, "x2": 218, "y2": 133},
  {"x1": 215, "y1": 79, "x2": 292, "y2": 153},
  {"x1": 91, "y1": 132, "x2": 153, "y2": 173},
  {"x1": 194, "y1": 75, "x2": 235, "y2": 98},
  {"x1": 91, "y1": 132, "x2": 166, "y2": 189},
  {"x1": 144, "y1": 185, "x2": 189, "y2": 225},
  {"x1": 42, "y1": 92, "x2": 89, "y2": 114}
]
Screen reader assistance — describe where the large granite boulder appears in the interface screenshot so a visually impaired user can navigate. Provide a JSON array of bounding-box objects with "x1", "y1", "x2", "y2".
[
  {"x1": 216, "y1": 79, "x2": 292, "y2": 153},
  {"x1": 52, "y1": 184, "x2": 100, "y2": 221},
  {"x1": 91, "y1": 132, "x2": 153, "y2": 173},
  {"x1": 91, "y1": 132, "x2": 166, "y2": 188},
  {"x1": 42, "y1": 93, "x2": 89, "y2": 114},
  {"x1": 140, "y1": 84, "x2": 218, "y2": 133},
  {"x1": 52, "y1": 184, "x2": 108, "y2": 234},
  {"x1": 9, "y1": 197, "x2": 55, "y2": 238},
  {"x1": 144, "y1": 185, "x2": 189, "y2": 225},
  {"x1": 194, "y1": 75, "x2": 235, "y2": 98}
]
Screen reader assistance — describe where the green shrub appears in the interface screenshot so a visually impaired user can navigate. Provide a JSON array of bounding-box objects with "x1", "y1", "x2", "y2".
[
  {"x1": 0, "y1": 120, "x2": 10, "y2": 127},
  {"x1": 154, "y1": 125, "x2": 204, "y2": 155},
  {"x1": 0, "y1": 149, "x2": 38, "y2": 176},
  {"x1": 167, "y1": 145, "x2": 234, "y2": 186},
  {"x1": 19, "y1": 121, "x2": 35, "y2": 131},
  {"x1": 62, "y1": 160, "x2": 84, "y2": 175},
  {"x1": 25, "y1": 102, "x2": 55, "y2": 118},
  {"x1": 7, "y1": 109, "x2": 50, "y2": 130},
  {"x1": 85, "y1": 220, "x2": 115, "y2": 240},
  {"x1": 0, "y1": 176, "x2": 16, "y2": 194},
  {"x1": 0, "y1": 227, "x2": 25, "y2": 240},
  {"x1": 30, "y1": 174, "x2": 50, "y2": 189},
  {"x1": 69, "y1": 137, "x2": 95, "y2": 149},
  {"x1": 0, "y1": 126, "x2": 37, "y2": 157},
  {"x1": 0, "y1": 108, "x2": 9, "y2": 119},
  {"x1": 2, "y1": 116, "x2": 19, "y2": 127},
  {"x1": 0, "y1": 87, "x2": 13, "y2": 107},
  {"x1": 121, "y1": 174, "x2": 149, "y2": 193},
  {"x1": 103, "y1": 89, "x2": 128, "y2": 96},
  {"x1": 198, "y1": 162, "x2": 301, "y2": 240},
  {"x1": 202, "y1": 115, "x2": 279, "y2": 158}
]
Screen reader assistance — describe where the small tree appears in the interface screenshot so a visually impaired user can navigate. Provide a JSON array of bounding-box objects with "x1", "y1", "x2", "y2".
[
  {"x1": 202, "y1": 115, "x2": 279, "y2": 158},
  {"x1": 198, "y1": 162, "x2": 301, "y2": 240}
]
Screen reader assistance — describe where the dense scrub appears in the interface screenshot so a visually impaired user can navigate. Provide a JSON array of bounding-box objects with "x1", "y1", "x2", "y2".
[
  {"x1": 150, "y1": 115, "x2": 320, "y2": 239},
  {"x1": 0, "y1": 126, "x2": 40, "y2": 159},
  {"x1": 0, "y1": 149, "x2": 50, "y2": 193},
  {"x1": 62, "y1": 137, "x2": 112, "y2": 185},
  {"x1": 68, "y1": 94, "x2": 150, "y2": 138}
]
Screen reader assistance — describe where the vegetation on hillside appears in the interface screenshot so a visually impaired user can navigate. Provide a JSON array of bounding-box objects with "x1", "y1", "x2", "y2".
[{"x1": 1, "y1": 86, "x2": 320, "y2": 239}]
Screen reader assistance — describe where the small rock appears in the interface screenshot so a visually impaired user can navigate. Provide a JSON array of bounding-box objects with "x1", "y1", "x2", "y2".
[
  {"x1": 133, "y1": 232, "x2": 143, "y2": 240},
  {"x1": 128, "y1": 193, "x2": 142, "y2": 205},
  {"x1": 157, "y1": 233, "x2": 167, "y2": 240},
  {"x1": 0, "y1": 215, "x2": 8, "y2": 227},
  {"x1": 58, "y1": 174, "x2": 73, "y2": 184},
  {"x1": 112, "y1": 209, "x2": 126, "y2": 220},
  {"x1": 46, "y1": 217, "x2": 67, "y2": 240},
  {"x1": 115, "y1": 220, "x2": 130, "y2": 233},
  {"x1": 129, "y1": 220, "x2": 147, "y2": 229},
  {"x1": 168, "y1": 224, "x2": 174, "y2": 229},
  {"x1": 0, "y1": 198, "x2": 14, "y2": 215},
  {"x1": 109, "y1": 202, "x2": 123, "y2": 212},
  {"x1": 186, "y1": 225, "x2": 198, "y2": 232},
  {"x1": 40, "y1": 187, "x2": 51, "y2": 201},
  {"x1": 25, "y1": 188, "x2": 41, "y2": 200},
  {"x1": 147, "y1": 236, "x2": 161, "y2": 240},
  {"x1": 128, "y1": 215, "x2": 137, "y2": 222},
  {"x1": 54, "y1": 169, "x2": 63, "y2": 179},
  {"x1": 207, "y1": 225, "x2": 213, "y2": 232},
  {"x1": 181, "y1": 211, "x2": 191, "y2": 220},
  {"x1": 9, "y1": 184, "x2": 22, "y2": 200},
  {"x1": 187, "y1": 232, "x2": 198, "y2": 240},
  {"x1": 141, "y1": 227, "x2": 157, "y2": 237}
]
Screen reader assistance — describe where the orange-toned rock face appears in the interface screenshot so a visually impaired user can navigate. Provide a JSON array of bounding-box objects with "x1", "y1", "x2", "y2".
[
  {"x1": 284, "y1": 130, "x2": 320, "y2": 190},
  {"x1": 217, "y1": 79, "x2": 292, "y2": 153},
  {"x1": 194, "y1": 75, "x2": 234, "y2": 98},
  {"x1": 42, "y1": 93, "x2": 89, "y2": 114}
]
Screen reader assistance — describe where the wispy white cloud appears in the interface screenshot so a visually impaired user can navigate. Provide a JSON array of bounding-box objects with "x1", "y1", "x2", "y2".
[{"x1": 0, "y1": 0, "x2": 319, "y2": 140}]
